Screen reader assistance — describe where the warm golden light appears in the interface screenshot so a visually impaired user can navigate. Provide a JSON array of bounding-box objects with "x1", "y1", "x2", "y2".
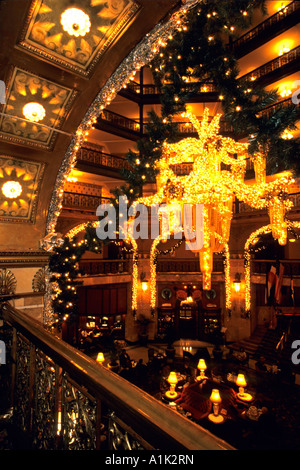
[
  {"x1": 197, "y1": 359, "x2": 207, "y2": 380},
  {"x1": 280, "y1": 87, "x2": 292, "y2": 98},
  {"x1": 210, "y1": 389, "x2": 222, "y2": 404},
  {"x1": 141, "y1": 281, "x2": 148, "y2": 291},
  {"x1": 96, "y1": 352, "x2": 105, "y2": 364},
  {"x1": 22, "y1": 102, "x2": 46, "y2": 122},
  {"x1": 236, "y1": 374, "x2": 253, "y2": 401},
  {"x1": 167, "y1": 371, "x2": 178, "y2": 385},
  {"x1": 209, "y1": 389, "x2": 224, "y2": 423},
  {"x1": 61, "y1": 8, "x2": 91, "y2": 37},
  {"x1": 236, "y1": 374, "x2": 247, "y2": 388},
  {"x1": 2, "y1": 181, "x2": 22, "y2": 199},
  {"x1": 234, "y1": 282, "x2": 241, "y2": 293},
  {"x1": 165, "y1": 371, "x2": 178, "y2": 399},
  {"x1": 129, "y1": 109, "x2": 293, "y2": 312},
  {"x1": 67, "y1": 176, "x2": 78, "y2": 183},
  {"x1": 279, "y1": 44, "x2": 290, "y2": 56},
  {"x1": 281, "y1": 129, "x2": 293, "y2": 140}
]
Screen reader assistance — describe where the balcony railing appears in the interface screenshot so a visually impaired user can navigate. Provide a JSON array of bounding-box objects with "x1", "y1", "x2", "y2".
[
  {"x1": 233, "y1": 1, "x2": 300, "y2": 56},
  {"x1": 79, "y1": 259, "x2": 131, "y2": 276},
  {"x1": 0, "y1": 303, "x2": 233, "y2": 450},
  {"x1": 157, "y1": 258, "x2": 224, "y2": 273},
  {"x1": 77, "y1": 146, "x2": 131, "y2": 171},
  {"x1": 63, "y1": 192, "x2": 101, "y2": 212},
  {"x1": 252, "y1": 259, "x2": 300, "y2": 277},
  {"x1": 241, "y1": 46, "x2": 300, "y2": 84},
  {"x1": 99, "y1": 110, "x2": 141, "y2": 133}
]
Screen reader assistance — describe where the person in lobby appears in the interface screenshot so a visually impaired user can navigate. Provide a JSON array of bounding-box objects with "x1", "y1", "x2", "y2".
[
  {"x1": 255, "y1": 356, "x2": 268, "y2": 374},
  {"x1": 233, "y1": 347, "x2": 248, "y2": 366},
  {"x1": 119, "y1": 349, "x2": 132, "y2": 369}
]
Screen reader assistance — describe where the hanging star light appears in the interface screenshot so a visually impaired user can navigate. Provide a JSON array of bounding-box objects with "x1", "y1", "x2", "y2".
[{"x1": 128, "y1": 108, "x2": 293, "y2": 310}]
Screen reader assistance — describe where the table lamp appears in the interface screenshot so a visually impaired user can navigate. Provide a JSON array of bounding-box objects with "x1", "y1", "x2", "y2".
[
  {"x1": 208, "y1": 389, "x2": 224, "y2": 423},
  {"x1": 197, "y1": 359, "x2": 207, "y2": 380},
  {"x1": 165, "y1": 371, "x2": 178, "y2": 399},
  {"x1": 96, "y1": 352, "x2": 105, "y2": 365},
  {"x1": 236, "y1": 373, "x2": 252, "y2": 401}
]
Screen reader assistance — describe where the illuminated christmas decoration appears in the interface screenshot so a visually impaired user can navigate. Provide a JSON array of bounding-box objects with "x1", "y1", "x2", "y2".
[{"x1": 128, "y1": 108, "x2": 293, "y2": 310}]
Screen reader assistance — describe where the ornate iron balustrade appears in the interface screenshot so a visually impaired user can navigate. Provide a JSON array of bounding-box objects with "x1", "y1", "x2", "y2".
[
  {"x1": 79, "y1": 259, "x2": 131, "y2": 276},
  {"x1": 62, "y1": 192, "x2": 101, "y2": 211},
  {"x1": 0, "y1": 303, "x2": 233, "y2": 450},
  {"x1": 241, "y1": 46, "x2": 300, "y2": 84},
  {"x1": 259, "y1": 97, "x2": 300, "y2": 120},
  {"x1": 233, "y1": 1, "x2": 300, "y2": 53},
  {"x1": 77, "y1": 146, "x2": 131, "y2": 171},
  {"x1": 156, "y1": 258, "x2": 224, "y2": 273},
  {"x1": 252, "y1": 259, "x2": 300, "y2": 277},
  {"x1": 99, "y1": 110, "x2": 141, "y2": 132}
]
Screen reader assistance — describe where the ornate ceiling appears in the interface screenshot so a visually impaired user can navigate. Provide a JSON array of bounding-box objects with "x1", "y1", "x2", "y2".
[
  {"x1": 0, "y1": 0, "x2": 177, "y2": 247},
  {"x1": 0, "y1": 155, "x2": 45, "y2": 223},
  {"x1": 18, "y1": 0, "x2": 140, "y2": 76},
  {"x1": 0, "y1": 66, "x2": 75, "y2": 148}
]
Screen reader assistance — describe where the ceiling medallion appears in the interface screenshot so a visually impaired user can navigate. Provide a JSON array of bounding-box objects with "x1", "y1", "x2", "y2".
[
  {"x1": 2, "y1": 181, "x2": 23, "y2": 199},
  {"x1": 22, "y1": 102, "x2": 46, "y2": 122},
  {"x1": 60, "y1": 8, "x2": 91, "y2": 37}
]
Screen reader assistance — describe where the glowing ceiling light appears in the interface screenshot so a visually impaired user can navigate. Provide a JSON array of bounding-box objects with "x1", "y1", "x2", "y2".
[
  {"x1": 2, "y1": 181, "x2": 22, "y2": 199},
  {"x1": 60, "y1": 8, "x2": 91, "y2": 37},
  {"x1": 280, "y1": 87, "x2": 292, "y2": 98},
  {"x1": 279, "y1": 45, "x2": 290, "y2": 56},
  {"x1": 22, "y1": 102, "x2": 46, "y2": 122}
]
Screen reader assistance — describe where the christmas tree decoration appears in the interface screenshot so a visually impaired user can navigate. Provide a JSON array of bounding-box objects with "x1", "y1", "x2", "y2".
[{"x1": 127, "y1": 109, "x2": 293, "y2": 309}]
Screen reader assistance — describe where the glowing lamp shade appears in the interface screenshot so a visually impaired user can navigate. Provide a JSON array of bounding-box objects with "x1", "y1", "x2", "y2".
[
  {"x1": 22, "y1": 102, "x2": 46, "y2": 122},
  {"x1": 236, "y1": 374, "x2": 253, "y2": 401},
  {"x1": 197, "y1": 359, "x2": 207, "y2": 380},
  {"x1": 167, "y1": 371, "x2": 178, "y2": 385},
  {"x1": 141, "y1": 281, "x2": 148, "y2": 291},
  {"x1": 210, "y1": 389, "x2": 222, "y2": 404},
  {"x1": 96, "y1": 352, "x2": 105, "y2": 364},
  {"x1": 208, "y1": 389, "x2": 224, "y2": 423},
  {"x1": 165, "y1": 371, "x2": 178, "y2": 399},
  {"x1": 233, "y1": 273, "x2": 241, "y2": 293},
  {"x1": 61, "y1": 8, "x2": 91, "y2": 37},
  {"x1": 236, "y1": 374, "x2": 247, "y2": 388},
  {"x1": 2, "y1": 181, "x2": 22, "y2": 199}
]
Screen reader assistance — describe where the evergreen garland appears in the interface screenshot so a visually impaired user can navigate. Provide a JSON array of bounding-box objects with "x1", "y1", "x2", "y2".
[
  {"x1": 48, "y1": 223, "x2": 102, "y2": 327},
  {"x1": 116, "y1": 0, "x2": 299, "y2": 196}
]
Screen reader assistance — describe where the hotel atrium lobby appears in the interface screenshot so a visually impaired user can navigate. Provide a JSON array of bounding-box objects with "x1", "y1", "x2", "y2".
[{"x1": 0, "y1": 0, "x2": 300, "y2": 453}]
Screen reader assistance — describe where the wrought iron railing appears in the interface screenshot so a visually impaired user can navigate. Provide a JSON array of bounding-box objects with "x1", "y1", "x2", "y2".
[
  {"x1": 233, "y1": 1, "x2": 300, "y2": 52},
  {"x1": 62, "y1": 192, "x2": 101, "y2": 211},
  {"x1": 252, "y1": 259, "x2": 300, "y2": 277},
  {"x1": 77, "y1": 146, "x2": 131, "y2": 171},
  {"x1": 0, "y1": 303, "x2": 233, "y2": 450},
  {"x1": 79, "y1": 259, "x2": 131, "y2": 276},
  {"x1": 99, "y1": 110, "x2": 141, "y2": 133},
  {"x1": 241, "y1": 46, "x2": 300, "y2": 83},
  {"x1": 156, "y1": 258, "x2": 224, "y2": 273}
]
